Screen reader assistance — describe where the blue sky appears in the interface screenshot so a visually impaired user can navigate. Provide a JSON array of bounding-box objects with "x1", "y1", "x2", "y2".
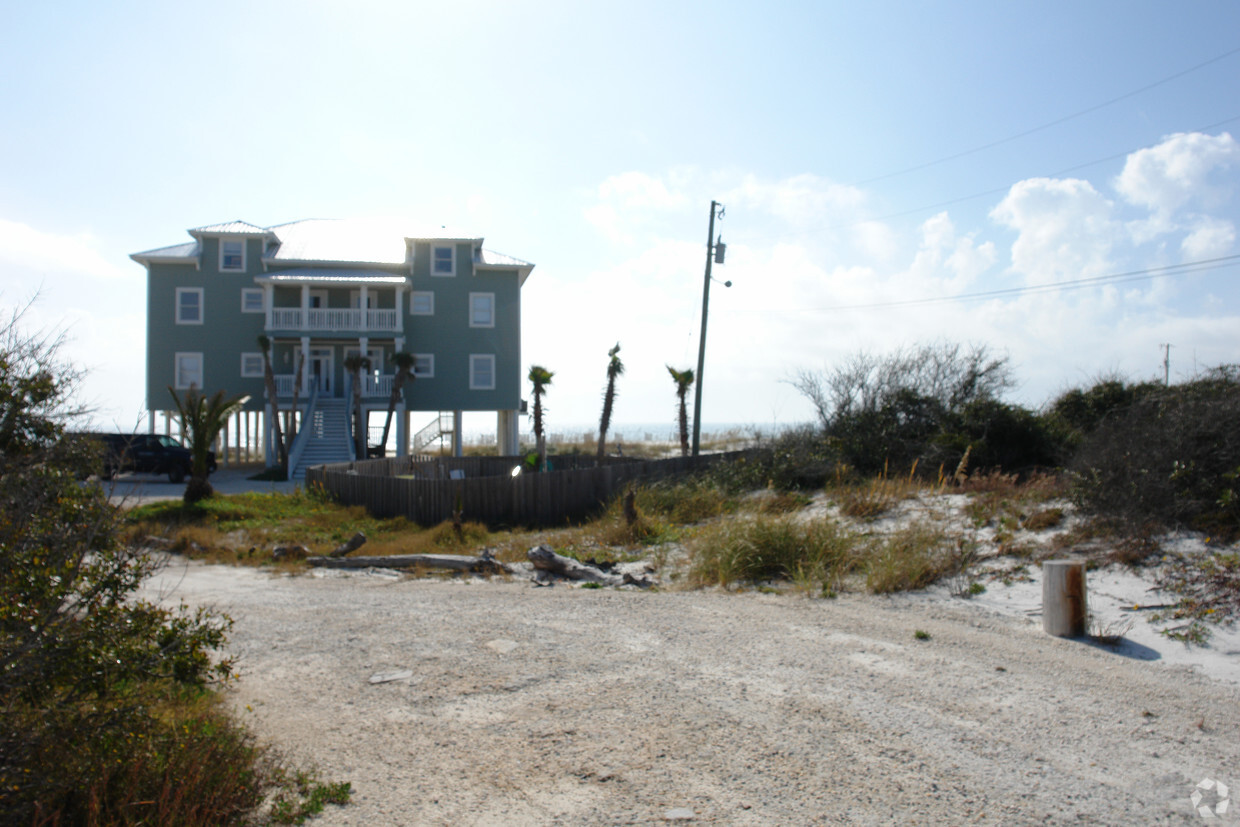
[{"x1": 2, "y1": 1, "x2": 1238, "y2": 435}]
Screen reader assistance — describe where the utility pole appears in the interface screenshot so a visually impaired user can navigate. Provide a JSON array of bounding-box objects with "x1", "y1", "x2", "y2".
[
  {"x1": 692, "y1": 200, "x2": 727, "y2": 456},
  {"x1": 1161, "y1": 343, "x2": 1172, "y2": 385}
]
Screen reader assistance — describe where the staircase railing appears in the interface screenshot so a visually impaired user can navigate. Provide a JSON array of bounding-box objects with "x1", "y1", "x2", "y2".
[
  {"x1": 286, "y1": 383, "x2": 320, "y2": 477},
  {"x1": 344, "y1": 373, "x2": 357, "y2": 461},
  {"x1": 413, "y1": 412, "x2": 454, "y2": 453}
]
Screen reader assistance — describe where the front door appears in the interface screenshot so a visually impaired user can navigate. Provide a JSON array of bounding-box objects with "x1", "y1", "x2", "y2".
[{"x1": 307, "y1": 348, "x2": 333, "y2": 395}]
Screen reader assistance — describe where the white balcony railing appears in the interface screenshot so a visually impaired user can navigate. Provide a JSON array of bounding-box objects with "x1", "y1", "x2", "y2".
[
  {"x1": 274, "y1": 373, "x2": 394, "y2": 398},
  {"x1": 268, "y1": 308, "x2": 399, "y2": 332}
]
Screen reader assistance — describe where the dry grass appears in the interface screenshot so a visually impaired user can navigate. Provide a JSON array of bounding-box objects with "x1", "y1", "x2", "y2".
[
  {"x1": 864, "y1": 521, "x2": 957, "y2": 594},
  {"x1": 688, "y1": 516, "x2": 861, "y2": 594}
]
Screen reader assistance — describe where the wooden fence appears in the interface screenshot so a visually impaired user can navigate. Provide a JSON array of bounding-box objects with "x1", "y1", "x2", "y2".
[{"x1": 305, "y1": 450, "x2": 755, "y2": 527}]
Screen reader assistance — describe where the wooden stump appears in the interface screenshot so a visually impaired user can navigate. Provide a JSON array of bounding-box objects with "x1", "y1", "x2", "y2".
[{"x1": 1043, "y1": 560, "x2": 1087, "y2": 637}]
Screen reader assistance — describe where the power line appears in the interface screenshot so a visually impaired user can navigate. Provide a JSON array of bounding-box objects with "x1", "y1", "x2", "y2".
[
  {"x1": 850, "y1": 45, "x2": 1240, "y2": 187},
  {"x1": 827, "y1": 113, "x2": 1240, "y2": 232},
  {"x1": 746, "y1": 255, "x2": 1240, "y2": 313}
]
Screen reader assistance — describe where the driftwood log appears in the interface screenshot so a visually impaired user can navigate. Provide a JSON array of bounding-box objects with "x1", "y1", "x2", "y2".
[
  {"x1": 329, "y1": 531, "x2": 367, "y2": 558},
  {"x1": 307, "y1": 549, "x2": 510, "y2": 574},
  {"x1": 527, "y1": 544, "x2": 652, "y2": 588}
]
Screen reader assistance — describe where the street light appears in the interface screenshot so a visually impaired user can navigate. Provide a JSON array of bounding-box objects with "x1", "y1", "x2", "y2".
[{"x1": 692, "y1": 200, "x2": 729, "y2": 456}]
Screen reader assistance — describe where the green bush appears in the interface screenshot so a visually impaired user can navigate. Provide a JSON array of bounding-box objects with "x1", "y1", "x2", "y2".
[
  {"x1": 1069, "y1": 367, "x2": 1240, "y2": 538},
  {"x1": 706, "y1": 426, "x2": 841, "y2": 492},
  {"x1": 690, "y1": 516, "x2": 859, "y2": 591},
  {"x1": 0, "y1": 311, "x2": 348, "y2": 824}
]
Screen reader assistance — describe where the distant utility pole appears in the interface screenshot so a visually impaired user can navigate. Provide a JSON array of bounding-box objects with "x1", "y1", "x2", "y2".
[
  {"x1": 1161, "y1": 343, "x2": 1172, "y2": 385},
  {"x1": 691, "y1": 200, "x2": 729, "y2": 457}
]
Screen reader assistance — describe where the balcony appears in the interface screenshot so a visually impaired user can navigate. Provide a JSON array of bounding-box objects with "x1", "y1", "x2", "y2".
[
  {"x1": 274, "y1": 374, "x2": 394, "y2": 398},
  {"x1": 268, "y1": 307, "x2": 400, "y2": 333}
]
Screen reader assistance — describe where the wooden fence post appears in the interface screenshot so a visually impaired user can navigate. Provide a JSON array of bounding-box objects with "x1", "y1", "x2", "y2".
[{"x1": 1043, "y1": 560, "x2": 1087, "y2": 637}]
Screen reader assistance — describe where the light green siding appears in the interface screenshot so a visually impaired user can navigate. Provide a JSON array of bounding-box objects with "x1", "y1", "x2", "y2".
[
  {"x1": 144, "y1": 236, "x2": 268, "y2": 411},
  {"x1": 143, "y1": 233, "x2": 527, "y2": 417}
]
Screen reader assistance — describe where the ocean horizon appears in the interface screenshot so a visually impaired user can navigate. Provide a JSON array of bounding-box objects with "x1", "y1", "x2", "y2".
[{"x1": 461, "y1": 420, "x2": 810, "y2": 444}]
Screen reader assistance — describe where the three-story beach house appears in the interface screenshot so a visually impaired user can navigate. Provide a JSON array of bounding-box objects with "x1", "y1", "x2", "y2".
[{"x1": 132, "y1": 218, "x2": 533, "y2": 475}]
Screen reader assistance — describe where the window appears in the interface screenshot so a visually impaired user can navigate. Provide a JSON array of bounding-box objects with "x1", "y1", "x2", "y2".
[
  {"x1": 175, "y1": 353, "x2": 203, "y2": 389},
  {"x1": 431, "y1": 245, "x2": 455, "y2": 276},
  {"x1": 410, "y1": 291, "x2": 434, "y2": 315},
  {"x1": 176, "y1": 287, "x2": 203, "y2": 324},
  {"x1": 349, "y1": 291, "x2": 376, "y2": 309},
  {"x1": 470, "y1": 354, "x2": 495, "y2": 390},
  {"x1": 241, "y1": 288, "x2": 264, "y2": 313},
  {"x1": 412, "y1": 353, "x2": 434, "y2": 378},
  {"x1": 469, "y1": 293, "x2": 495, "y2": 328},
  {"x1": 220, "y1": 240, "x2": 245, "y2": 271},
  {"x1": 240, "y1": 353, "x2": 264, "y2": 377}
]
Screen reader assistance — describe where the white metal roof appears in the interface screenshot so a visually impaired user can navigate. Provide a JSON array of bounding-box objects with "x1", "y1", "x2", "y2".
[
  {"x1": 478, "y1": 249, "x2": 533, "y2": 268},
  {"x1": 189, "y1": 220, "x2": 271, "y2": 236},
  {"x1": 130, "y1": 241, "x2": 199, "y2": 263},
  {"x1": 132, "y1": 218, "x2": 535, "y2": 284}
]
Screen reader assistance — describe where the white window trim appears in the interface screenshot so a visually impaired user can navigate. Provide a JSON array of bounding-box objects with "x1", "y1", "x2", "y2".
[
  {"x1": 240, "y1": 352, "x2": 264, "y2": 377},
  {"x1": 175, "y1": 352, "x2": 203, "y2": 390},
  {"x1": 349, "y1": 290, "x2": 376, "y2": 309},
  {"x1": 241, "y1": 288, "x2": 264, "y2": 313},
  {"x1": 175, "y1": 287, "x2": 204, "y2": 325},
  {"x1": 469, "y1": 292, "x2": 495, "y2": 328},
  {"x1": 412, "y1": 353, "x2": 435, "y2": 379},
  {"x1": 308, "y1": 289, "x2": 328, "y2": 308},
  {"x1": 220, "y1": 239, "x2": 246, "y2": 272},
  {"x1": 410, "y1": 291, "x2": 434, "y2": 315},
  {"x1": 469, "y1": 353, "x2": 495, "y2": 390},
  {"x1": 431, "y1": 244, "x2": 455, "y2": 277}
]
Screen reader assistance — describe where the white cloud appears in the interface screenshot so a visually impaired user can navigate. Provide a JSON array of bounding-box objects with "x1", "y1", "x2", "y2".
[
  {"x1": 990, "y1": 177, "x2": 1118, "y2": 282},
  {"x1": 596, "y1": 171, "x2": 688, "y2": 210},
  {"x1": 1181, "y1": 216, "x2": 1236, "y2": 259},
  {"x1": 0, "y1": 219, "x2": 129, "y2": 281},
  {"x1": 727, "y1": 173, "x2": 866, "y2": 229},
  {"x1": 1115, "y1": 131, "x2": 1239, "y2": 214}
]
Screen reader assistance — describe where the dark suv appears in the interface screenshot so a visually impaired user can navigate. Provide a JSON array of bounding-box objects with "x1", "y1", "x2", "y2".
[{"x1": 80, "y1": 433, "x2": 215, "y2": 483}]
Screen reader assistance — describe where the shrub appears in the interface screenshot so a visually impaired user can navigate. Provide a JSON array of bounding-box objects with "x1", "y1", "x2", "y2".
[
  {"x1": 706, "y1": 426, "x2": 841, "y2": 492},
  {"x1": 791, "y1": 342, "x2": 1057, "y2": 477},
  {"x1": 0, "y1": 309, "x2": 348, "y2": 824},
  {"x1": 689, "y1": 516, "x2": 859, "y2": 592},
  {"x1": 1069, "y1": 367, "x2": 1240, "y2": 537},
  {"x1": 631, "y1": 478, "x2": 735, "y2": 523}
]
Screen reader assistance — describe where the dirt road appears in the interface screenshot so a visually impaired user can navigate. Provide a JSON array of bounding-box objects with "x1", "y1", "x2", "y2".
[{"x1": 146, "y1": 562, "x2": 1240, "y2": 825}]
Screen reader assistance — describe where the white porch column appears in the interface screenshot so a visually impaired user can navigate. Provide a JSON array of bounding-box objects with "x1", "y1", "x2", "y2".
[
  {"x1": 394, "y1": 284, "x2": 405, "y2": 333},
  {"x1": 498, "y1": 410, "x2": 519, "y2": 456},
  {"x1": 395, "y1": 402, "x2": 407, "y2": 457},
  {"x1": 300, "y1": 284, "x2": 309, "y2": 331},
  {"x1": 300, "y1": 336, "x2": 311, "y2": 394},
  {"x1": 361, "y1": 285, "x2": 370, "y2": 328},
  {"x1": 452, "y1": 410, "x2": 463, "y2": 458},
  {"x1": 264, "y1": 283, "x2": 274, "y2": 329}
]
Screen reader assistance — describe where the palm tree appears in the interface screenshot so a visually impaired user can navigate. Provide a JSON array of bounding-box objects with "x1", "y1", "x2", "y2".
[
  {"x1": 256, "y1": 335, "x2": 287, "y2": 472},
  {"x1": 667, "y1": 365, "x2": 695, "y2": 457},
  {"x1": 596, "y1": 342, "x2": 623, "y2": 463},
  {"x1": 288, "y1": 348, "x2": 305, "y2": 449},
  {"x1": 379, "y1": 351, "x2": 417, "y2": 454},
  {"x1": 168, "y1": 386, "x2": 248, "y2": 503},
  {"x1": 527, "y1": 365, "x2": 554, "y2": 470},
  {"x1": 343, "y1": 354, "x2": 371, "y2": 459}
]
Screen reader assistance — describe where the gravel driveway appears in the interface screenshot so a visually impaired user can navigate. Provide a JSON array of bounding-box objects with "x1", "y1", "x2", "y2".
[{"x1": 142, "y1": 561, "x2": 1240, "y2": 825}]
